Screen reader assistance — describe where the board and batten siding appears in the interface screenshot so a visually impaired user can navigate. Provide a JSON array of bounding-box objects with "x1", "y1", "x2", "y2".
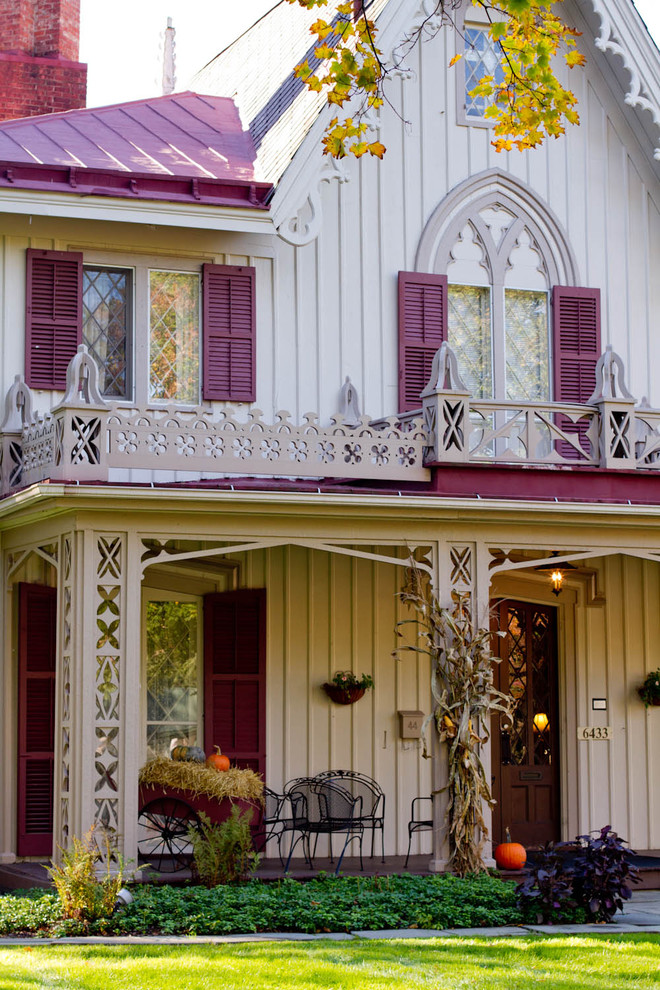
[
  {"x1": 230, "y1": 545, "x2": 433, "y2": 858},
  {"x1": 270, "y1": 0, "x2": 660, "y2": 423}
]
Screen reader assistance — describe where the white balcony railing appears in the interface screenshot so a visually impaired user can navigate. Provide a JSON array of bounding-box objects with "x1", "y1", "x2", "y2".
[{"x1": 0, "y1": 343, "x2": 655, "y2": 495}]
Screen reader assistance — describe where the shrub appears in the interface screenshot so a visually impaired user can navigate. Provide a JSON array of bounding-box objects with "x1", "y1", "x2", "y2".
[
  {"x1": 187, "y1": 807, "x2": 260, "y2": 887},
  {"x1": 516, "y1": 842, "x2": 580, "y2": 924},
  {"x1": 572, "y1": 825, "x2": 640, "y2": 922},
  {"x1": 0, "y1": 891, "x2": 61, "y2": 935},
  {"x1": 47, "y1": 826, "x2": 133, "y2": 927}
]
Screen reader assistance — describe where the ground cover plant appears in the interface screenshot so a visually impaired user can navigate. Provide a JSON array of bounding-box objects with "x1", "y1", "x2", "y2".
[
  {"x1": 0, "y1": 873, "x2": 528, "y2": 937},
  {"x1": 1, "y1": 936, "x2": 659, "y2": 990}
]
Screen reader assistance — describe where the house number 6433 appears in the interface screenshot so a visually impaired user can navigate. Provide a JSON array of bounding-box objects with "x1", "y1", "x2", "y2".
[{"x1": 577, "y1": 726, "x2": 612, "y2": 740}]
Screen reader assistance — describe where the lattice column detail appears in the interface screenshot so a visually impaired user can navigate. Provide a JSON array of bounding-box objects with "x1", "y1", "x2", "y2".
[{"x1": 93, "y1": 535, "x2": 125, "y2": 839}]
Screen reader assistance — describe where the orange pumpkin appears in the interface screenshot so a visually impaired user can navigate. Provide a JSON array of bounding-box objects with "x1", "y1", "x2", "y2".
[
  {"x1": 206, "y1": 746, "x2": 230, "y2": 772},
  {"x1": 494, "y1": 828, "x2": 527, "y2": 871}
]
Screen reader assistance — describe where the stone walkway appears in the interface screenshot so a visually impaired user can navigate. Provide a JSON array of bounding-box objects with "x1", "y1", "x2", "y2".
[{"x1": 1, "y1": 890, "x2": 659, "y2": 945}]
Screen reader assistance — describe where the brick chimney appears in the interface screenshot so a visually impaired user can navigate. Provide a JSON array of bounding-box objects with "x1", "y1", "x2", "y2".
[{"x1": 0, "y1": 0, "x2": 87, "y2": 121}]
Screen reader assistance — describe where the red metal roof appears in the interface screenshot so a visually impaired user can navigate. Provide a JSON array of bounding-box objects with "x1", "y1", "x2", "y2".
[{"x1": 0, "y1": 92, "x2": 272, "y2": 208}]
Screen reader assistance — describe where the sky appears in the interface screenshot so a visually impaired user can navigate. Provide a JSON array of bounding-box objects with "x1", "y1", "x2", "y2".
[{"x1": 80, "y1": 0, "x2": 660, "y2": 110}]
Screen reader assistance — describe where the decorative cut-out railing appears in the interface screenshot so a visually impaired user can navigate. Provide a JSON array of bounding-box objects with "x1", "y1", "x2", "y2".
[{"x1": 1, "y1": 343, "x2": 658, "y2": 495}]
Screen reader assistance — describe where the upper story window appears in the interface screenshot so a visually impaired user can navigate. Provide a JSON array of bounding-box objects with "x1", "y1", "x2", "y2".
[
  {"x1": 398, "y1": 189, "x2": 601, "y2": 425},
  {"x1": 25, "y1": 250, "x2": 255, "y2": 406},
  {"x1": 446, "y1": 211, "x2": 551, "y2": 402},
  {"x1": 464, "y1": 26, "x2": 505, "y2": 119}
]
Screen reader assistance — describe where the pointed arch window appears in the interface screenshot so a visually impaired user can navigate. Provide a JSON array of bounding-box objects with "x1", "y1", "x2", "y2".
[{"x1": 446, "y1": 208, "x2": 551, "y2": 401}]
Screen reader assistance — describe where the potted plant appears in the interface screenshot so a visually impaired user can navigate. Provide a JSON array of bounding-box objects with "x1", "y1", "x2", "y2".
[
  {"x1": 322, "y1": 671, "x2": 374, "y2": 705},
  {"x1": 638, "y1": 668, "x2": 660, "y2": 707}
]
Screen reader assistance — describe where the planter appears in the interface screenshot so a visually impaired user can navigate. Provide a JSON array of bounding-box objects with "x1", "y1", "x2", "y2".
[
  {"x1": 637, "y1": 689, "x2": 660, "y2": 706},
  {"x1": 322, "y1": 683, "x2": 366, "y2": 705}
]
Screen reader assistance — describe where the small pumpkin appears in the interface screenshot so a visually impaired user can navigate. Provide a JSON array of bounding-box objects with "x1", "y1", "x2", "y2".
[
  {"x1": 206, "y1": 746, "x2": 231, "y2": 772},
  {"x1": 494, "y1": 827, "x2": 527, "y2": 871},
  {"x1": 171, "y1": 745, "x2": 189, "y2": 762},
  {"x1": 184, "y1": 746, "x2": 207, "y2": 763}
]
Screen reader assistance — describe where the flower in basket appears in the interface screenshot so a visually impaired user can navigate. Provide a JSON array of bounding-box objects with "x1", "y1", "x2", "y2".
[
  {"x1": 638, "y1": 668, "x2": 660, "y2": 707},
  {"x1": 329, "y1": 670, "x2": 374, "y2": 691},
  {"x1": 322, "y1": 671, "x2": 374, "y2": 704}
]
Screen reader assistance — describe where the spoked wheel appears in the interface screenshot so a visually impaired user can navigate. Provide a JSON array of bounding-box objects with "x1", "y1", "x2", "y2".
[{"x1": 138, "y1": 798, "x2": 200, "y2": 873}]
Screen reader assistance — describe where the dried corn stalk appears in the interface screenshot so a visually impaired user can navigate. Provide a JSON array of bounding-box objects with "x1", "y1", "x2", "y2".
[{"x1": 395, "y1": 565, "x2": 512, "y2": 876}]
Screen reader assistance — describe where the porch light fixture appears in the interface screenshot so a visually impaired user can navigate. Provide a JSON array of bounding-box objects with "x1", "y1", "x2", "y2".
[{"x1": 535, "y1": 552, "x2": 577, "y2": 597}]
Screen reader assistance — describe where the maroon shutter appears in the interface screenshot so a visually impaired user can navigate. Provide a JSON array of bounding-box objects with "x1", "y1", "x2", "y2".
[
  {"x1": 26, "y1": 249, "x2": 83, "y2": 390},
  {"x1": 17, "y1": 583, "x2": 56, "y2": 857},
  {"x1": 398, "y1": 271, "x2": 447, "y2": 412},
  {"x1": 202, "y1": 264, "x2": 256, "y2": 402},
  {"x1": 204, "y1": 590, "x2": 266, "y2": 777},
  {"x1": 552, "y1": 286, "x2": 601, "y2": 459}
]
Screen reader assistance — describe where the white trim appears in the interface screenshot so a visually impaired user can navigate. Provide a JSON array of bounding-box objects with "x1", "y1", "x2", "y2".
[{"x1": 0, "y1": 190, "x2": 275, "y2": 234}]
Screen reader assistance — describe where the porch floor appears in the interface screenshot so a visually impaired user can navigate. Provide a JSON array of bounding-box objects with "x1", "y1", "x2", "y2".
[{"x1": 2, "y1": 853, "x2": 660, "y2": 891}]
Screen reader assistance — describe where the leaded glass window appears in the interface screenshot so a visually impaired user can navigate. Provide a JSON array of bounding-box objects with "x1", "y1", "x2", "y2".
[
  {"x1": 448, "y1": 285, "x2": 493, "y2": 398},
  {"x1": 505, "y1": 289, "x2": 550, "y2": 401},
  {"x1": 145, "y1": 600, "x2": 201, "y2": 761},
  {"x1": 464, "y1": 26, "x2": 506, "y2": 118},
  {"x1": 149, "y1": 271, "x2": 200, "y2": 404},
  {"x1": 83, "y1": 267, "x2": 131, "y2": 398}
]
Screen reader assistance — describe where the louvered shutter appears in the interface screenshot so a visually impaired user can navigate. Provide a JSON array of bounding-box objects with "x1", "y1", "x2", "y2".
[
  {"x1": 17, "y1": 583, "x2": 56, "y2": 857},
  {"x1": 202, "y1": 264, "x2": 256, "y2": 402},
  {"x1": 398, "y1": 271, "x2": 447, "y2": 412},
  {"x1": 204, "y1": 590, "x2": 266, "y2": 777},
  {"x1": 26, "y1": 249, "x2": 83, "y2": 390},
  {"x1": 552, "y1": 287, "x2": 601, "y2": 459}
]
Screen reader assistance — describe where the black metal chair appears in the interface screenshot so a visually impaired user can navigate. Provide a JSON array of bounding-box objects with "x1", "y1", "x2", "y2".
[
  {"x1": 253, "y1": 786, "x2": 294, "y2": 866},
  {"x1": 405, "y1": 796, "x2": 433, "y2": 867},
  {"x1": 285, "y1": 778, "x2": 364, "y2": 874},
  {"x1": 315, "y1": 769, "x2": 385, "y2": 862}
]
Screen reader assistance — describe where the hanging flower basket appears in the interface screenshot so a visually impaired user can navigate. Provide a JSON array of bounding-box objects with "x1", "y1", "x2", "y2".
[
  {"x1": 322, "y1": 671, "x2": 374, "y2": 705},
  {"x1": 322, "y1": 683, "x2": 366, "y2": 705},
  {"x1": 637, "y1": 668, "x2": 660, "y2": 707}
]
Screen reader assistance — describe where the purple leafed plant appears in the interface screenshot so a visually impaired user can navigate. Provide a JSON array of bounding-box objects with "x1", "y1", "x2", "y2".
[
  {"x1": 572, "y1": 825, "x2": 641, "y2": 923},
  {"x1": 516, "y1": 842, "x2": 578, "y2": 924}
]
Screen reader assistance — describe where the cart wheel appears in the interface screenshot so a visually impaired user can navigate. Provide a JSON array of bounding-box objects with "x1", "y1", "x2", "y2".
[{"x1": 138, "y1": 798, "x2": 200, "y2": 873}]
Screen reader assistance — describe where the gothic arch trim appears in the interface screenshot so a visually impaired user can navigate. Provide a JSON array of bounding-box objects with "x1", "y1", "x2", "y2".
[{"x1": 414, "y1": 169, "x2": 580, "y2": 286}]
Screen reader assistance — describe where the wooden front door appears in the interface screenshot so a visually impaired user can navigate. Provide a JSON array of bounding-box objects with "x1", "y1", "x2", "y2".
[
  {"x1": 17, "y1": 583, "x2": 56, "y2": 856},
  {"x1": 491, "y1": 599, "x2": 560, "y2": 848},
  {"x1": 203, "y1": 590, "x2": 266, "y2": 776}
]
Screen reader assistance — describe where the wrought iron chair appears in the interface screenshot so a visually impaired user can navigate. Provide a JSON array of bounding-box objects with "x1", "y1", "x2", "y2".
[
  {"x1": 405, "y1": 795, "x2": 433, "y2": 867},
  {"x1": 285, "y1": 778, "x2": 364, "y2": 874},
  {"x1": 315, "y1": 769, "x2": 385, "y2": 862},
  {"x1": 253, "y1": 786, "x2": 295, "y2": 866}
]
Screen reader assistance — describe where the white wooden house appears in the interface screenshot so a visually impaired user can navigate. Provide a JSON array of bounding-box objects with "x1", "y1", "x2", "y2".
[{"x1": 1, "y1": 0, "x2": 660, "y2": 871}]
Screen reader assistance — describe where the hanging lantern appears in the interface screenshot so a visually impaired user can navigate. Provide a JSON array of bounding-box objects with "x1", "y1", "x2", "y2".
[
  {"x1": 533, "y1": 712, "x2": 549, "y2": 733},
  {"x1": 535, "y1": 552, "x2": 577, "y2": 597}
]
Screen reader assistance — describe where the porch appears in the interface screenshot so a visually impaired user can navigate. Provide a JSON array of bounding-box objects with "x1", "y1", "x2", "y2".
[{"x1": 1, "y1": 485, "x2": 660, "y2": 879}]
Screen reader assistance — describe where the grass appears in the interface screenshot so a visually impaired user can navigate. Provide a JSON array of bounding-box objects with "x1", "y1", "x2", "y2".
[{"x1": 2, "y1": 935, "x2": 659, "y2": 990}]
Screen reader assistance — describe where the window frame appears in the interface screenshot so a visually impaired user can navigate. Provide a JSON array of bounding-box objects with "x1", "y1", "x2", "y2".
[
  {"x1": 141, "y1": 587, "x2": 204, "y2": 766},
  {"x1": 454, "y1": 2, "x2": 507, "y2": 130},
  {"x1": 82, "y1": 263, "x2": 134, "y2": 401},
  {"x1": 81, "y1": 251, "x2": 204, "y2": 408}
]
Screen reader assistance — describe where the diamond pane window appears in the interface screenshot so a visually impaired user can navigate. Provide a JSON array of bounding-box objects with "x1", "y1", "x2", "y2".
[
  {"x1": 83, "y1": 267, "x2": 131, "y2": 398},
  {"x1": 146, "y1": 601, "x2": 200, "y2": 761},
  {"x1": 448, "y1": 285, "x2": 493, "y2": 398},
  {"x1": 149, "y1": 271, "x2": 200, "y2": 404},
  {"x1": 464, "y1": 27, "x2": 506, "y2": 118},
  {"x1": 505, "y1": 289, "x2": 550, "y2": 401}
]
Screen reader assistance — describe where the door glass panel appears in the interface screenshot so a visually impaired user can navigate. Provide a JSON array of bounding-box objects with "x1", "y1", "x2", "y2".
[
  {"x1": 532, "y1": 609, "x2": 552, "y2": 765},
  {"x1": 145, "y1": 601, "x2": 200, "y2": 760},
  {"x1": 501, "y1": 605, "x2": 528, "y2": 766},
  {"x1": 149, "y1": 271, "x2": 200, "y2": 403},
  {"x1": 448, "y1": 284, "x2": 493, "y2": 399}
]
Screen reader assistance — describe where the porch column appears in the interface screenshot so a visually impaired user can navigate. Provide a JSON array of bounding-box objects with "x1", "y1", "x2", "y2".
[
  {"x1": 60, "y1": 530, "x2": 131, "y2": 857},
  {"x1": 428, "y1": 540, "x2": 491, "y2": 872}
]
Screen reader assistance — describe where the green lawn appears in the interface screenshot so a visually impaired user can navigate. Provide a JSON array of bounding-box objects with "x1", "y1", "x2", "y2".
[{"x1": 3, "y1": 936, "x2": 659, "y2": 990}]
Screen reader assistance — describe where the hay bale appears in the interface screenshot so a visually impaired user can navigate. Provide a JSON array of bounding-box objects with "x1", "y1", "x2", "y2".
[{"x1": 138, "y1": 758, "x2": 264, "y2": 804}]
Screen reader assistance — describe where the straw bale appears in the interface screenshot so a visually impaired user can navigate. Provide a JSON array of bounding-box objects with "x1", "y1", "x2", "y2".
[{"x1": 138, "y1": 758, "x2": 264, "y2": 804}]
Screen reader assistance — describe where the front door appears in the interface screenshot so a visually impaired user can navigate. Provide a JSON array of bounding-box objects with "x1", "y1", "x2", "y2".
[
  {"x1": 203, "y1": 590, "x2": 266, "y2": 776},
  {"x1": 491, "y1": 599, "x2": 560, "y2": 848}
]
